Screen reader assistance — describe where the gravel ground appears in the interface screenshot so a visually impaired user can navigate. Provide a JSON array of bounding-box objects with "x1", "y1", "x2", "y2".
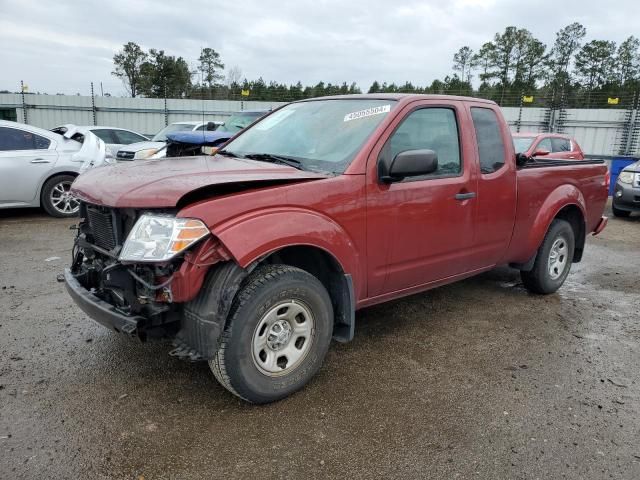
[{"x1": 1, "y1": 204, "x2": 639, "y2": 480}]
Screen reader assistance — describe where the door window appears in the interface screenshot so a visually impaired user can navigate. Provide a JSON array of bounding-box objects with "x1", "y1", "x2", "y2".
[
  {"x1": 535, "y1": 138, "x2": 553, "y2": 153},
  {"x1": 0, "y1": 127, "x2": 50, "y2": 151},
  {"x1": 470, "y1": 107, "x2": 506, "y2": 173},
  {"x1": 91, "y1": 129, "x2": 117, "y2": 144},
  {"x1": 551, "y1": 137, "x2": 571, "y2": 152},
  {"x1": 115, "y1": 130, "x2": 147, "y2": 144},
  {"x1": 385, "y1": 108, "x2": 461, "y2": 180}
]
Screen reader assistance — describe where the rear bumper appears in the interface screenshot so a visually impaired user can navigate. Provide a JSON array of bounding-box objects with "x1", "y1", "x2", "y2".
[
  {"x1": 592, "y1": 216, "x2": 608, "y2": 236},
  {"x1": 64, "y1": 268, "x2": 142, "y2": 335}
]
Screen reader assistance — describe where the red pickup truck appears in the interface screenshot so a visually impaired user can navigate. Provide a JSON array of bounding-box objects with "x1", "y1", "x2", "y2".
[{"x1": 64, "y1": 95, "x2": 609, "y2": 403}]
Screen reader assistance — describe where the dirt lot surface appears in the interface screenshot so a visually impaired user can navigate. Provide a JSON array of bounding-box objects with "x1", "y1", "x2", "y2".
[{"x1": 1, "y1": 205, "x2": 639, "y2": 480}]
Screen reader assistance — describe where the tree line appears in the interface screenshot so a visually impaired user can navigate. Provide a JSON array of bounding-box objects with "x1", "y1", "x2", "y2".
[
  {"x1": 112, "y1": 23, "x2": 640, "y2": 107},
  {"x1": 368, "y1": 23, "x2": 640, "y2": 107},
  {"x1": 111, "y1": 42, "x2": 361, "y2": 101}
]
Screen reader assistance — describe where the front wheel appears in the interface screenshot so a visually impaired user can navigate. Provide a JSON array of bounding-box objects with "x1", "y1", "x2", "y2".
[
  {"x1": 210, "y1": 265, "x2": 334, "y2": 403},
  {"x1": 521, "y1": 219, "x2": 575, "y2": 294}
]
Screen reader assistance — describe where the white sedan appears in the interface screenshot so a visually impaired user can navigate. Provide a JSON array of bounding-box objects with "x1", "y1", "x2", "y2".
[{"x1": 0, "y1": 121, "x2": 109, "y2": 217}]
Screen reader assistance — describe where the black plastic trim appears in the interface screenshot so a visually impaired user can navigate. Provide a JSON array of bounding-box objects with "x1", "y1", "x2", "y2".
[{"x1": 64, "y1": 268, "x2": 142, "y2": 335}]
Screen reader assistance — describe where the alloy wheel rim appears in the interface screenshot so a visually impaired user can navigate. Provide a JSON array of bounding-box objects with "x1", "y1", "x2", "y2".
[
  {"x1": 50, "y1": 181, "x2": 79, "y2": 214},
  {"x1": 252, "y1": 300, "x2": 315, "y2": 376},
  {"x1": 548, "y1": 236, "x2": 569, "y2": 280}
]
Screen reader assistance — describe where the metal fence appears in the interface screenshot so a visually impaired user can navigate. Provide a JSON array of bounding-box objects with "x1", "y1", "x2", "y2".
[{"x1": 1, "y1": 92, "x2": 639, "y2": 158}]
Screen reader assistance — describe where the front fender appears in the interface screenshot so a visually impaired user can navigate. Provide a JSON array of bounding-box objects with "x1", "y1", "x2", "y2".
[
  {"x1": 512, "y1": 184, "x2": 586, "y2": 263},
  {"x1": 211, "y1": 206, "x2": 360, "y2": 279}
]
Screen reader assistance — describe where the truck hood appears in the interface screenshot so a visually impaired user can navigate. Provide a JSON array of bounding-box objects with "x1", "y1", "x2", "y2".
[{"x1": 71, "y1": 155, "x2": 329, "y2": 208}]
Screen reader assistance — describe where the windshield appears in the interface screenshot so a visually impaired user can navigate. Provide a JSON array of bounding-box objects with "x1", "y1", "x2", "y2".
[
  {"x1": 513, "y1": 136, "x2": 535, "y2": 153},
  {"x1": 152, "y1": 123, "x2": 196, "y2": 142},
  {"x1": 221, "y1": 100, "x2": 396, "y2": 173},
  {"x1": 217, "y1": 112, "x2": 264, "y2": 133}
]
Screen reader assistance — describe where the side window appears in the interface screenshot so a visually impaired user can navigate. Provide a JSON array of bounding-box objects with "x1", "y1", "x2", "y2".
[
  {"x1": 0, "y1": 127, "x2": 50, "y2": 151},
  {"x1": 536, "y1": 138, "x2": 553, "y2": 153},
  {"x1": 194, "y1": 125, "x2": 206, "y2": 131},
  {"x1": 470, "y1": 107, "x2": 506, "y2": 174},
  {"x1": 551, "y1": 138, "x2": 571, "y2": 152},
  {"x1": 91, "y1": 129, "x2": 117, "y2": 144},
  {"x1": 385, "y1": 108, "x2": 461, "y2": 179},
  {"x1": 115, "y1": 130, "x2": 147, "y2": 144}
]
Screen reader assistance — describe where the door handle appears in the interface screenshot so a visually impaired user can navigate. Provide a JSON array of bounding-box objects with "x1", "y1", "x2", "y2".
[
  {"x1": 455, "y1": 192, "x2": 476, "y2": 201},
  {"x1": 30, "y1": 158, "x2": 51, "y2": 164}
]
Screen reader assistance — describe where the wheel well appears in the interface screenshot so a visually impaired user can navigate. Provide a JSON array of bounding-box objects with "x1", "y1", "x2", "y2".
[
  {"x1": 261, "y1": 245, "x2": 355, "y2": 342},
  {"x1": 554, "y1": 204, "x2": 586, "y2": 262},
  {"x1": 39, "y1": 171, "x2": 78, "y2": 203}
]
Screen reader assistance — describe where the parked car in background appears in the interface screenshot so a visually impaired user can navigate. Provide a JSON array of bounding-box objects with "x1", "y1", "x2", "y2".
[
  {"x1": 65, "y1": 95, "x2": 608, "y2": 403},
  {"x1": 125, "y1": 112, "x2": 269, "y2": 160},
  {"x1": 115, "y1": 121, "x2": 221, "y2": 161},
  {"x1": 0, "y1": 120, "x2": 109, "y2": 217},
  {"x1": 76, "y1": 126, "x2": 148, "y2": 155},
  {"x1": 513, "y1": 132, "x2": 585, "y2": 160},
  {"x1": 611, "y1": 159, "x2": 640, "y2": 217}
]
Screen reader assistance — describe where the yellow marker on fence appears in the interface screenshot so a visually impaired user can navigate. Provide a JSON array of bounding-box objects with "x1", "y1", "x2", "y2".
[
  {"x1": 241, "y1": 89, "x2": 250, "y2": 97},
  {"x1": 522, "y1": 95, "x2": 534, "y2": 103},
  {"x1": 607, "y1": 97, "x2": 619, "y2": 105}
]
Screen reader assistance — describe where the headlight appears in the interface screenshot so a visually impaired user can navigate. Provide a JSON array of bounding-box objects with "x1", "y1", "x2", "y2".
[
  {"x1": 119, "y1": 215, "x2": 210, "y2": 262},
  {"x1": 618, "y1": 171, "x2": 634, "y2": 184},
  {"x1": 134, "y1": 148, "x2": 159, "y2": 159}
]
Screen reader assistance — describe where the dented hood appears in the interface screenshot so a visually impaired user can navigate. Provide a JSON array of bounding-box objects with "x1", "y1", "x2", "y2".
[{"x1": 71, "y1": 155, "x2": 328, "y2": 208}]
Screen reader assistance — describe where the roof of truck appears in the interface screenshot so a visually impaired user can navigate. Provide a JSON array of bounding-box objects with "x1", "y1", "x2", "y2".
[{"x1": 294, "y1": 93, "x2": 497, "y2": 105}]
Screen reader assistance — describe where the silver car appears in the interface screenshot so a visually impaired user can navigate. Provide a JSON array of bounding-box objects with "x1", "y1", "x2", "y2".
[
  {"x1": 612, "y1": 160, "x2": 640, "y2": 217},
  {"x1": 0, "y1": 121, "x2": 108, "y2": 217}
]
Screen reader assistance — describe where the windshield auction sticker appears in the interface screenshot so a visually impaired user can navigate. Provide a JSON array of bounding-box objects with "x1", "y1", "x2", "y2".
[{"x1": 343, "y1": 104, "x2": 391, "y2": 122}]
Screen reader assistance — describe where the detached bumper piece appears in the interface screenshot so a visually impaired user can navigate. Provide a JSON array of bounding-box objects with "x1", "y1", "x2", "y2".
[
  {"x1": 63, "y1": 268, "x2": 142, "y2": 335},
  {"x1": 592, "y1": 216, "x2": 608, "y2": 236}
]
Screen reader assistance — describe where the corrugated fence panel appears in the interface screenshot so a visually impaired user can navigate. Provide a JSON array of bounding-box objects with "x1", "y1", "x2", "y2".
[
  {"x1": 1, "y1": 94, "x2": 637, "y2": 157},
  {"x1": 563, "y1": 109, "x2": 627, "y2": 157}
]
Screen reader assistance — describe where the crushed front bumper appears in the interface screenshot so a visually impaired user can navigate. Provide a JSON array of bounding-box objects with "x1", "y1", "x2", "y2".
[{"x1": 63, "y1": 268, "x2": 143, "y2": 335}]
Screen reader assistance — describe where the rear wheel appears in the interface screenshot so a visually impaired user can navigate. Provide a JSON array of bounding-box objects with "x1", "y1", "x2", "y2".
[
  {"x1": 210, "y1": 264, "x2": 333, "y2": 403},
  {"x1": 521, "y1": 219, "x2": 575, "y2": 294},
  {"x1": 41, "y1": 175, "x2": 79, "y2": 218},
  {"x1": 612, "y1": 203, "x2": 631, "y2": 218}
]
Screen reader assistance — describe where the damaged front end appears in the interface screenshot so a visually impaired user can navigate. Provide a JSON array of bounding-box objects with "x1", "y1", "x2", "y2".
[{"x1": 63, "y1": 202, "x2": 238, "y2": 359}]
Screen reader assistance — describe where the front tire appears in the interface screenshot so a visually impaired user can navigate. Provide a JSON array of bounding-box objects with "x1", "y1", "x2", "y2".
[
  {"x1": 41, "y1": 175, "x2": 79, "y2": 218},
  {"x1": 210, "y1": 265, "x2": 333, "y2": 404},
  {"x1": 521, "y1": 219, "x2": 575, "y2": 294}
]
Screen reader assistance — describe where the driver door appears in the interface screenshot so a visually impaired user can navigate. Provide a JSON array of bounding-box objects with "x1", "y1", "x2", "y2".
[{"x1": 365, "y1": 101, "x2": 479, "y2": 297}]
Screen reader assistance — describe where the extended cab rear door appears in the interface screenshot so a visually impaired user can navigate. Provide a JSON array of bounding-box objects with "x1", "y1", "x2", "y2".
[
  {"x1": 466, "y1": 103, "x2": 517, "y2": 268},
  {"x1": 365, "y1": 99, "x2": 479, "y2": 297}
]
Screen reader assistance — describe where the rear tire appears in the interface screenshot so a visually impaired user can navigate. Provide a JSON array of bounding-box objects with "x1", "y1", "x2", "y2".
[
  {"x1": 210, "y1": 264, "x2": 333, "y2": 404},
  {"x1": 612, "y1": 204, "x2": 631, "y2": 218},
  {"x1": 41, "y1": 174, "x2": 79, "y2": 218},
  {"x1": 521, "y1": 219, "x2": 575, "y2": 294}
]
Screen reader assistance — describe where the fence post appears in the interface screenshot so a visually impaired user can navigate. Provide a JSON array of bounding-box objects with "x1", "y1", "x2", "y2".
[
  {"x1": 90, "y1": 82, "x2": 97, "y2": 126},
  {"x1": 164, "y1": 83, "x2": 168, "y2": 126},
  {"x1": 20, "y1": 80, "x2": 28, "y2": 124},
  {"x1": 515, "y1": 90, "x2": 524, "y2": 133}
]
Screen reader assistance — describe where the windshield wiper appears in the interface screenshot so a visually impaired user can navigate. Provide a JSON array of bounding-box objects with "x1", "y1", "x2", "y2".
[
  {"x1": 217, "y1": 149, "x2": 240, "y2": 158},
  {"x1": 244, "y1": 153, "x2": 305, "y2": 170}
]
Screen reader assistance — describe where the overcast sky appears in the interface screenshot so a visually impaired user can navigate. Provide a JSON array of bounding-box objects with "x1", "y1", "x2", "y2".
[{"x1": 1, "y1": 0, "x2": 638, "y2": 96}]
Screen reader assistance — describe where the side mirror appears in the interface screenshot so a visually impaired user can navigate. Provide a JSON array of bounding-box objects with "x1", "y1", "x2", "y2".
[
  {"x1": 515, "y1": 152, "x2": 531, "y2": 167},
  {"x1": 206, "y1": 122, "x2": 218, "y2": 131},
  {"x1": 381, "y1": 149, "x2": 438, "y2": 182},
  {"x1": 533, "y1": 149, "x2": 550, "y2": 156}
]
